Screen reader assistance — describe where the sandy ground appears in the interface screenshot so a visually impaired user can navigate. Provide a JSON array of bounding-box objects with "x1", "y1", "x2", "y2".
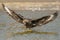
[{"x1": 0, "y1": 2, "x2": 60, "y2": 11}]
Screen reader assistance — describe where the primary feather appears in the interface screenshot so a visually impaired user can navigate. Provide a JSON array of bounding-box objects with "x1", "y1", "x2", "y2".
[{"x1": 31, "y1": 12, "x2": 58, "y2": 26}]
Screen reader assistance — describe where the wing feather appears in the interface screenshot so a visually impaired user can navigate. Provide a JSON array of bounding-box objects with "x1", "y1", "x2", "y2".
[
  {"x1": 31, "y1": 12, "x2": 58, "y2": 26},
  {"x1": 2, "y1": 4, "x2": 24, "y2": 23}
]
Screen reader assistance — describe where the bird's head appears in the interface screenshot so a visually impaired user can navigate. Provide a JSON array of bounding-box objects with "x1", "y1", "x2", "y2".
[{"x1": 23, "y1": 19, "x2": 31, "y2": 24}]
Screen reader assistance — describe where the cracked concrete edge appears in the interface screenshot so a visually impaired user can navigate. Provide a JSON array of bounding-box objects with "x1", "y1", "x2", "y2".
[{"x1": 0, "y1": 2, "x2": 60, "y2": 11}]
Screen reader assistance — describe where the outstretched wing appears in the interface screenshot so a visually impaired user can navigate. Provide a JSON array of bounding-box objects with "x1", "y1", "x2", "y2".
[
  {"x1": 31, "y1": 12, "x2": 58, "y2": 26},
  {"x1": 2, "y1": 4, "x2": 24, "y2": 23}
]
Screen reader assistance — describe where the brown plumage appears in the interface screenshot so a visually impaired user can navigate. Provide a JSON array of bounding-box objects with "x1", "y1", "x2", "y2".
[{"x1": 2, "y1": 4, "x2": 58, "y2": 29}]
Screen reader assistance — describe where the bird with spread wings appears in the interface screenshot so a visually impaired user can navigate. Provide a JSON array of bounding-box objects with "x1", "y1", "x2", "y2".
[{"x1": 2, "y1": 4, "x2": 58, "y2": 34}]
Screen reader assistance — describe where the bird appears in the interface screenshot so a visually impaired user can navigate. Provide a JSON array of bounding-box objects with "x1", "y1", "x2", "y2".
[{"x1": 2, "y1": 4, "x2": 58, "y2": 30}]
